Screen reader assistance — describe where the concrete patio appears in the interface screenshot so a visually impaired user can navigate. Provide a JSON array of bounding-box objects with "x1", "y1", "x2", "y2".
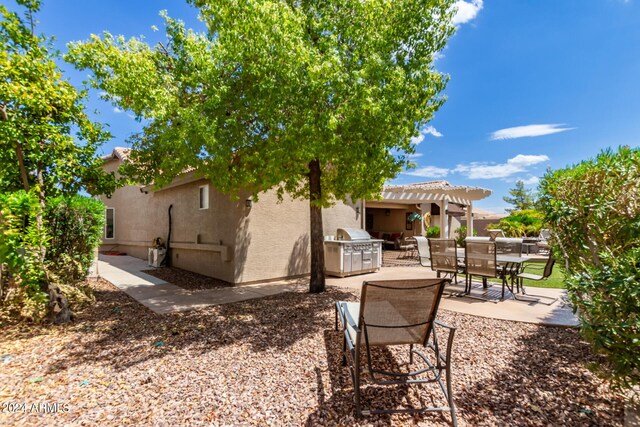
[{"x1": 94, "y1": 254, "x2": 578, "y2": 326}]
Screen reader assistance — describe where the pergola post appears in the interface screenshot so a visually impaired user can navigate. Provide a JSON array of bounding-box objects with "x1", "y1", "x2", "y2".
[
  {"x1": 466, "y1": 201, "x2": 474, "y2": 236},
  {"x1": 439, "y1": 200, "x2": 448, "y2": 238}
]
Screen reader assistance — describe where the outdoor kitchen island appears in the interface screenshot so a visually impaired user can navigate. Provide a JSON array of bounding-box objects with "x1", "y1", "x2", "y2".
[{"x1": 323, "y1": 228, "x2": 383, "y2": 277}]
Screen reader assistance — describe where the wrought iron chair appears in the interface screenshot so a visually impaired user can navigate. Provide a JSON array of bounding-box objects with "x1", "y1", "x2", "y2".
[
  {"x1": 335, "y1": 279, "x2": 457, "y2": 425},
  {"x1": 464, "y1": 241, "x2": 510, "y2": 300},
  {"x1": 428, "y1": 238, "x2": 464, "y2": 284}
]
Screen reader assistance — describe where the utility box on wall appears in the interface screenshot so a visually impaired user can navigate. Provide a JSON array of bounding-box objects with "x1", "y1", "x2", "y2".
[{"x1": 148, "y1": 248, "x2": 166, "y2": 268}]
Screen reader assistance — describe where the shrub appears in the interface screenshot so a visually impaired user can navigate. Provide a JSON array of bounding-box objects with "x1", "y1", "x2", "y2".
[
  {"x1": 426, "y1": 226, "x2": 440, "y2": 238},
  {"x1": 46, "y1": 195, "x2": 105, "y2": 284},
  {"x1": 0, "y1": 192, "x2": 105, "y2": 320},
  {"x1": 538, "y1": 146, "x2": 640, "y2": 398},
  {"x1": 487, "y1": 209, "x2": 545, "y2": 237},
  {"x1": 454, "y1": 225, "x2": 477, "y2": 247}
]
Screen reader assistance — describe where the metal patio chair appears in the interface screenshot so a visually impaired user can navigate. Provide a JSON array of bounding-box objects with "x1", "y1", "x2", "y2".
[
  {"x1": 335, "y1": 279, "x2": 457, "y2": 425},
  {"x1": 414, "y1": 236, "x2": 431, "y2": 267},
  {"x1": 487, "y1": 229, "x2": 505, "y2": 240},
  {"x1": 464, "y1": 241, "x2": 510, "y2": 300},
  {"x1": 516, "y1": 256, "x2": 556, "y2": 294},
  {"x1": 495, "y1": 237, "x2": 523, "y2": 256},
  {"x1": 428, "y1": 238, "x2": 464, "y2": 284}
]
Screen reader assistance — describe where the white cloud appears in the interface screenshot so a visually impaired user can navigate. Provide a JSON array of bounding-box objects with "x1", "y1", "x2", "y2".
[
  {"x1": 113, "y1": 107, "x2": 123, "y2": 113},
  {"x1": 490, "y1": 124, "x2": 574, "y2": 140},
  {"x1": 454, "y1": 154, "x2": 549, "y2": 179},
  {"x1": 452, "y1": 0, "x2": 483, "y2": 25},
  {"x1": 411, "y1": 125, "x2": 443, "y2": 145},
  {"x1": 99, "y1": 91, "x2": 108, "y2": 97},
  {"x1": 408, "y1": 152, "x2": 424, "y2": 159},
  {"x1": 405, "y1": 166, "x2": 450, "y2": 178},
  {"x1": 519, "y1": 176, "x2": 540, "y2": 185}
]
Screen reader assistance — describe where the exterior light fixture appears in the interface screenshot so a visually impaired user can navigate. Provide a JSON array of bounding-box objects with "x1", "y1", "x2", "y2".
[
  {"x1": 246, "y1": 198, "x2": 253, "y2": 208},
  {"x1": 385, "y1": 209, "x2": 391, "y2": 216}
]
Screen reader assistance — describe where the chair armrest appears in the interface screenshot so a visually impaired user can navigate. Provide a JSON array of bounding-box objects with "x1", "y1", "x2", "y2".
[
  {"x1": 434, "y1": 319, "x2": 455, "y2": 331},
  {"x1": 520, "y1": 263, "x2": 544, "y2": 273}
]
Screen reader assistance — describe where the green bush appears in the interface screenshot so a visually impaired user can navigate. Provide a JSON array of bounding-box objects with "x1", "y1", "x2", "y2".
[
  {"x1": 539, "y1": 146, "x2": 640, "y2": 398},
  {"x1": 46, "y1": 195, "x2": 105, "y2": 284},
  {"x1": 487, "y1": 209, "x2": 544, "y2": 237},
  {"x1": 454, "y1": 225, "x2": 477, "y2": 247},
  {"x1": 0, "y1": 191, "x2": 104, "y2": 320},
  {"x1": 426, "y1": 226, "x2": 440, "y2": 238}
]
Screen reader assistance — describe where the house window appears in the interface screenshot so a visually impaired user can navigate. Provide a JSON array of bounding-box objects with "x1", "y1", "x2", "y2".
[
  {"x1": 105, "y1": 208, "x2": 115, "y2": 239},
  {"x1": 199, "y1": 185, "x2": 209, "y2": 210}
]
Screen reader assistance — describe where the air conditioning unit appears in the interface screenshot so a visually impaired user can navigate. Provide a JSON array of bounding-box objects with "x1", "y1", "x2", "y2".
[{"x1": 148, "y1": 248, "x2": 166, "y2": 268}]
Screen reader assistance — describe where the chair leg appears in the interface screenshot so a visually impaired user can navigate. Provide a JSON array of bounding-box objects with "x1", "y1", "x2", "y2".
[{"x1": 354, "y1": 348, "x2": 362, "y2": 416}]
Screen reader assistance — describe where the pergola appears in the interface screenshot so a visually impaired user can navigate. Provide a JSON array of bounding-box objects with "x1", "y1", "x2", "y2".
[{"x1": 364, "y1": 181, "x2": 492, "y2": 238}]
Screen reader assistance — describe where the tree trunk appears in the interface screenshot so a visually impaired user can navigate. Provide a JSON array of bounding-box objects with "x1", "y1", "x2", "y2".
[
  {"x1": 308, "y1": 158, "x2": 325, "y2": 293},
  {"x1": 36, "y1": 163, "x2": 72, "y2": 323},
  {"x1": 0, "y1": 104, "x2": 30, "y2": 191}
]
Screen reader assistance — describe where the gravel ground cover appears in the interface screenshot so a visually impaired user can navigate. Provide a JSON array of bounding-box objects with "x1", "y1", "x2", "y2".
[
  {"x1": 0, "y1": 278, "x2": 623, "y2": 426},
  {"x1": 142, "y1": 267, "x2": 233, "y2": 290}
]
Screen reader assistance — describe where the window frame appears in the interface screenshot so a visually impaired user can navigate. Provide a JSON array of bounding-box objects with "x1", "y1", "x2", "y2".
[
  {"x1": 105, "y1": 207, "x2": 115, "y2": 239},
  {"x1": 199, "y1": 184, "x2": 209, "y2": 210}
]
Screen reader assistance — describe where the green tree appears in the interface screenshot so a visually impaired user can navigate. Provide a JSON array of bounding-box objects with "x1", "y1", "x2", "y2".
[
  {"x1": 67, "y1": 0, "x2": 456, "y2": 292},
  {"x1": 503, "y1": 180, "x2": 535, "y2": 212},
  {"x1": 0, "y1": 0, "x2": 116, "y2": 322}
]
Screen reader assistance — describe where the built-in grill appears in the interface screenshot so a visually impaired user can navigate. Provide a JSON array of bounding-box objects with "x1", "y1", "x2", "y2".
[{"x1": 324, "y1": 228, "x2": 383, "y2": 277}]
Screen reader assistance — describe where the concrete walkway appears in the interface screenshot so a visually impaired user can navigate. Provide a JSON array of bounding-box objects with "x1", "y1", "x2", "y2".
[
  {"x1": 94, "y1": 255, "x2": 578, "y2": 326},
  {"x1": 92, "y1": 255, "x2": 305, "y2": 315}
]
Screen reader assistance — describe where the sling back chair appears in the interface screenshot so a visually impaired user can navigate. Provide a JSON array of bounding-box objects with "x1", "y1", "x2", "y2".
[
  {"x1": 513, "y1": 256, "x2": 558, "y2": 305},
  {"x1": 413, "y1": 236, "x2": 431, "y2": 267},
  {"x1": 335, "y1": 279, "x2": 458, "y2": 426},
  {"x1": 465, "y1": 241, "x2": 510, "y2": 300},
  {"x1": 428, "y1": 238, "x2": 464, "y2": 284}
]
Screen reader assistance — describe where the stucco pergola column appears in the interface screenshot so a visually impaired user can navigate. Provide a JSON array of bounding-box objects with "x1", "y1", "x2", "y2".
[
  {"x1": 438, "y1": 200, "x2": 448, "y2": 238},
  {"x1": 466, "y1": 201, "x2": 474, "y2": 236}
]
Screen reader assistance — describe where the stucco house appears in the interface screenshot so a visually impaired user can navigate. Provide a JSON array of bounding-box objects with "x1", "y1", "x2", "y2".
[
  {"x1": 100, "y1": 148, "x2": 361, "y2": 285},
  {"x1": 99, "y1": 148, "x2": 491, "y2": 284}
]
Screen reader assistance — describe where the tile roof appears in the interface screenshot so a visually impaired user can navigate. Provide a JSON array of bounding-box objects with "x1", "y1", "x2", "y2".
[{"x1": 101, "y1": 147, "x2": 131, "y2": 162}]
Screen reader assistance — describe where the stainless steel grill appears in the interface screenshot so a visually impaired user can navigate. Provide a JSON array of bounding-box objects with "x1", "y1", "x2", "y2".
[{"x1": 324, "y1": 228, "x2": 383, "y2": 277}]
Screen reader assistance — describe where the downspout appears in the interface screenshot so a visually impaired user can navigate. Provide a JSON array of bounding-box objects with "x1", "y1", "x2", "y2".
[{"x1": 160, "y1": 204, "x2": 173, "y2": 267}]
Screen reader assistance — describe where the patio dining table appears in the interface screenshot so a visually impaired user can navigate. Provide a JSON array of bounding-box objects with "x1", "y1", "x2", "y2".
[{"x1": 455, "y1": 249, "x2": 529, "y2": 295}]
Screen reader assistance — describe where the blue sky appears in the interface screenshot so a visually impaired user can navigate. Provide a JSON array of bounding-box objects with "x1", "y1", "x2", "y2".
[{"x1": 8, "y1": 0, "x2": 640, "y2": 212}]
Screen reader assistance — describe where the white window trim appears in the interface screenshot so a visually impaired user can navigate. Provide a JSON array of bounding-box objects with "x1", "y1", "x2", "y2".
[
  {"x1": 199, "y1": 184, "x2": 209, "y2": 210},
  {"x1": 105, "y1": 207, "x2": 115, "y2": 239}
]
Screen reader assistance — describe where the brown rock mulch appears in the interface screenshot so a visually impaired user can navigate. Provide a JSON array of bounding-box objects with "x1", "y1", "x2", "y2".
[
  {"x1": 142, "y1": 267, "x2": 233, "y2": 290},
  {"x1": 0, "y1": 278, "x2": 623, "y2": 426}
]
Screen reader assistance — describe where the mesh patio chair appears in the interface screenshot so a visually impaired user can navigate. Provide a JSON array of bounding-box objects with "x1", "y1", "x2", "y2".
[
  {"x1": 514, "y1": 256, "x2": 557, "y2": 304},
  {"x1": 537, "y1": 229, "x2": 552, "y2": 255},
  {"x1": 414, "y1": 236, "x2": 431, "y2": 267},
  {"x1": 487, "y1": 229, "x2": 505, "y2": 240},
  {"x1": 428, "y1": 239, "x2": 464, "y2": 284},
  {"x1": 335, "y1": 279, "x2": 457, "y2": 425},
  {"x1": 495, "y1": 237, "x2": 523, "y2": 256},
  {"x1": 464, "y1": 241, "x2": 510, "y2": 300}
]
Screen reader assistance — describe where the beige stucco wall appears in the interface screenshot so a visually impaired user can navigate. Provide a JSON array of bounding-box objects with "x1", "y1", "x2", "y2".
[
  {"x1": 233, "y1": 191, "x2": 359, "y2": 284},
  {"x1": 99, "y1": 160, "x2": 238, "y2": 282},
  {"x1": 100, "y1": 158, "x2": 360, "y2": 284}
]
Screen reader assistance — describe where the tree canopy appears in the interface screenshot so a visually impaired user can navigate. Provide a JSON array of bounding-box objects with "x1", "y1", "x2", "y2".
[
  {"x1": 0, "y1": 0, "x2": 116, "y2": 197},
  {"x1": 67, "y1": 0, "x2": 456, "y2": 291}
]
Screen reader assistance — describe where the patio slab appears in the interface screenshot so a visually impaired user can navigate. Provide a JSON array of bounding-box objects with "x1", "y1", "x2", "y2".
[
  {"x1": 96, "y1": 255, "x2": 578, "y2": 326},
  {"x1": 327, "y1": 267, "x2": 579, "y2": 327}
]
